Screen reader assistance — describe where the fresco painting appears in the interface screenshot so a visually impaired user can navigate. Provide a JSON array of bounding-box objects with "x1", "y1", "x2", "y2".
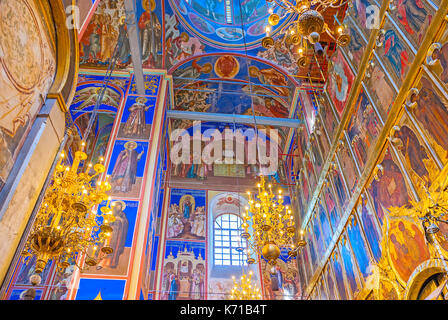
[
  {"x1": 387, "y1": 218, "x2": 431, "y2": 284},
  {"x1": 410, "y1": 74, "x2": 448, "y2": 164},
  {"x1": 357, "y1": 196, "x2": 382, "y2": 262},
  {"x1": 84, "y1": 200, "x2": 139, "y2": 276},
  {"x1": 390, "y1": 0, "x2": 434, "y2": 50},
  {"x1": 346, "y1": 215, "x2": 371, "y2": 280},
  {"x1": 375, "y1": 19, "x2": 414, "y2": 86},
  {"x1": 347, "y1": 90, "x2": 382, "y2": 172},
  {"x1": 331, "y1": 252, "x2": 348, "y2": 300},
  {"x1": 167, "y1": 189, "x2": 206, "y2": 241},
  {"x1": 363, "y1": 56, "x2": 397, "y2": 120},
  {"x1": 161, "y1": 241, "x2": 206, "y2": 300},
  {"x1": 343, "y1": 16, "x2": 366, "y2": 72},
  {"x1": 318, "y1": 93, "x2": 339, "y2": 143},
  {"x1": 327, "y1": 49, "x2": 355, "y2": 118},
  {"x1": 107, "y1": 140, "x2": 149, "y2": 198},
  {"x1": 117, "y1": 96, "x2": 155, "y2": 140},
  {"x1": 261, "y1": 255, "x2": 301, "y2": 300},
  {"x1": 367, "y1": 147, "x2": 411, "y2": 225},
  {"x1": 0, "y1": 0, "x2": 56, "y2": 192},
  {"x1": 339, "y1": 236, "x2": 359, "y2": 298},
  {"x1": 337, "y1": 138, "x2": 358, "y2": 195},
  {"x1": 393, "y1": 114, "x2": 440, "y2": 189}
]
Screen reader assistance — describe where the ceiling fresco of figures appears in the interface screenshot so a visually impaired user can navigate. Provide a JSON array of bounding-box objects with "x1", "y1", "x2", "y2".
[{"x1": 77, "y1": 0, "x2": 347, "y2": 130}]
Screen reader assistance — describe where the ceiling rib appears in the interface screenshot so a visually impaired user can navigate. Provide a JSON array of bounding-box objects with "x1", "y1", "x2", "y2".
[{"x1": 167, "y1": 110, "x2": 302, "y2": 128}]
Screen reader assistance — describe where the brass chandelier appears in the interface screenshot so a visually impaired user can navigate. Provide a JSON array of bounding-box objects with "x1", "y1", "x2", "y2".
[
  {"x1": 262, "y1": 0, "x2": 350, "y2": 68},
  {"x1": 21, "y1": 142, "x2": 115, "y2": 274},
  {"x1": 229, "y1": 271, "x2": 262, "y2": 300},
  {"x1": 241, "y1": 175, "x2": 306, "y2": 266}
]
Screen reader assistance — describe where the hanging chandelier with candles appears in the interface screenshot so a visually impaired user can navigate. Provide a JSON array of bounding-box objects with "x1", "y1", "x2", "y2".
[
  {"x1": 21, "y1": 142, "x2": 115, "y2": 274},
  {"x1": 241, "y1": 175, "x2": 306, "y2": 266},
  {"x1": 262, "y1": 0, "x2": 350, "y2": 68},
  {"x1": 229, "y1": 271, "x2": 263, "y2": 300}
]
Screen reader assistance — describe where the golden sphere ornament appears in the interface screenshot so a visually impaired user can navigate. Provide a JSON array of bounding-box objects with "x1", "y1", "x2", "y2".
[
  {"x1": 262, "y1": 242, "x2": 281, "y2": 265},
  {"x1": 297, "y1": 9, "x2": 324, "y2": 37}
]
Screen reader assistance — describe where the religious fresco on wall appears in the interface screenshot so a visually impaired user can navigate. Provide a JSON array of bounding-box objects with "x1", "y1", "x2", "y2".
[
  {"x1": 261, "y1": 254, "x2": 301, "y2": 300},
  {"x1": 167, "y1": 189, "x2": 206, "y2": 241},
  {"x1": 117, "y1": 96, "x2": 156, "y2": 140},
  {"x1": 171, "y1": 55, "x2": 295, "y2": 118},
  {"x1": 311, "y1": 214, "x2": 326, "y2": 262},
  {"x1": 346, "y1": 214, "x2": 371, "y2": 282},
  {"x1": 9, "y1": 289, "x2": 43, "y2": 300},
  {"x1": 375, "y1": 18, "x2": 414, "y2": 87},
  {"x1": 80, "y1": 0, "x2": 163, "y2": 69},
  {"x1": 367, "y1": 146, "x2": 412, "y2": 226},
  {"x1": 330, "y1": 166, "x2": 348, "y2": 213},
  {"x1": 107, "y1": 140, "x2": 149, "y2": 198},
  {"x1": 71, "y1": 84, "x2": 122, "y2": 114},
  {"x1": 257, "y1": 40, "x2": 298, "y2": 75},
  {"x1": 386, "y1": 217, "x2": 431, "y2": 285},
  {"x1": 160, "y1": 241, "x2": 206, "y2": 300},
  {"x1": 357, "y1": 194, "x2": 382, "y2": 262},
  {"x1": 347, "y1": 89, "x2": 382, "y2": 172},
  {"x1": 408, "y1": 72, "x2": 448, "y2": 165},
  {"x1": 165, "y1": 13, "x2": 205, "y2": 69},
  {"x1": 310, "y1": 135, "x2": 323, "y2": 179},
  {"x1": 304, "y1": 153, "x2": 317, "y2": 192},
  {"x1": 83, "y1": 200, "x2": 139, "y2": 276},
  {"x1": 389, "y1": 0, "x2": 435, "y2": 51},
  {"x1": 14, "y1": 256, "x2": 52, "y2": 286},
  {"x1": 79, "y1": 0, "x2": 128, "y2": 67},
  {"x1": 317, "y1": 93, "x2": 339, "y2": 144},
  {"x1": 347, "y1": 0, "x2": 378, "y2": 39},
  {"x1": 324, "y1": 186, "x2": 341, "y2": 232},
  {"x1": 315, "y1": 117, "x2": 330, "y2": 162},
  {"x1": 339, "y1": 234, "x2": 360, "y2": 298},
  {"x1": 89, "y1": 114, "x2": 115, "y2": 165},
  {"x1": 47, "y1": 265, "x2": 76, "y2": 300},
  {"x1": 425, "y1": 28, "x2": 448, "y2": 94},
  {"x1": 169, "y1": 122, "x2": 286, "y2": 189},
  {"x1": 300, "y1": 90, "x2": 317, "y2": 135},
  {"x1": 318, "y1": 202, "x2": 333, "y2": 249},
  {"x1": 326, "y1": 49, "x2": 355, "y2": 119},
  {"x1": 343, "y1": 15, "x2": 367, "y2": 73},
  {"x1": 324, "y1": 265, "x2": 338, "y2": 300},
  {"x1": 0, "y1": 0, "x2": 56, "y2": 192},
  {"x1": 305, "y1": 223, "x2": 318, "y2": 273},
  {"x1": 75, "y1": 278, "x2": 126, "y2": 300},
  {"x1": 296, "y1": 249, "x2": 307, "y2": 288},
  {"x1": 336, "y1": 136, "x2": 358, "y2": 195},
  {"x1": 249, "y1": 65, "x2": 294, "y2": 105},
  {"x1": 330, "y1": 250, "x2": 348, "y2": 300},
  {"x1": 392, "y1": 112, "x2": 441, "y2": 190}
]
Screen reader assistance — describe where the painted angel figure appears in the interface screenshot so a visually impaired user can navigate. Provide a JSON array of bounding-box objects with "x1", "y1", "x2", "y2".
[{"x1": 72, "y1": 87, "x2": 120, "y2": 111}]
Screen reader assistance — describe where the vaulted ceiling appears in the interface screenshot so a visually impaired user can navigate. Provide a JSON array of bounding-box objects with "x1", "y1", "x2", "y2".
[{"x1": 77, "y1": 0, "x2": 348, "y2": 152}]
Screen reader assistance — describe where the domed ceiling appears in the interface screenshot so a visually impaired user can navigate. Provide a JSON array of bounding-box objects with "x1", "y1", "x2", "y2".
[{"x1": 167, "y1": 0, "x2": 293, "y2": 51}]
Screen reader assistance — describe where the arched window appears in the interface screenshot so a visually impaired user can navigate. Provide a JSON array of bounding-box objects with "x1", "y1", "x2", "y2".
[{"x1": 213, "y1": 214, "x2": 247, "y2": 266}]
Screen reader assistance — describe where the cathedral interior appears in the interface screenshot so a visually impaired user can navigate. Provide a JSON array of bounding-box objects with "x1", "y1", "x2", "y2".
[{"x1": 1, "y1": 0, "x2": 448, "y2": 301}]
